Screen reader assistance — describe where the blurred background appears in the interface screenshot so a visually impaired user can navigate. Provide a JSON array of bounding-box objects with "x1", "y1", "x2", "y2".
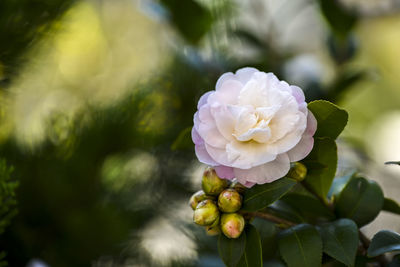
[{"x1": 1, "y1": 0, "x2": 400, "y2": 266}]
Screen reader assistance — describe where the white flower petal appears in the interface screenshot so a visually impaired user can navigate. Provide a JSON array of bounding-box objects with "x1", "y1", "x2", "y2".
[
  {"x1": 195, "y1": 143, "x2": 218, "y2": 166},
  {"x1": 238, "y1": 74, "x2": 269, "y2": 107},
  {"x1": 305, "y1": 110, "x2": 317, "y2": 136},
  {"x1": 216, "y1": 72, "x2": 236, "y2": 90},
  {"x1": 210, "y1": 105, "x2": 235, "y2": 141},
  {"x1": 286, "y1": 111, "x2": 317, "y2": 161},
  {"x1": 225, "y1": 140, "x2": 277, "y2": 169},
  {"x1": 268, "y1": 112, "x2": 307, "y2": 154},
  {"x1": 197, "y1": 105, "x2": 227, "y2": 148},
  {"x1": 205, "y1": 143, "x2": 231, "y2": 166},
  {"x1": 191, "y1": 127, "x2": 203, "y2": 145},
  {"x1": 214, "y1": 165, "x2": 235, "y2": 179},
  {"x1": 234, "y1": 153, "x2": 290, "y2": 184},
  {"x1": 287, "y1": 135, "x2": 314, "y2": 162},
  {"x1": 235, "y1": 67, "x2": 259, "y2": 84},
  {"x1": 197, "y1": 91, "x2": 213, "y2": 109},
  {"x1": 290, "y1": 85, "x2": 305, "y2": 104},
  {"x1": 208, "y1": 80, "x2": 242, "y2": 106}
]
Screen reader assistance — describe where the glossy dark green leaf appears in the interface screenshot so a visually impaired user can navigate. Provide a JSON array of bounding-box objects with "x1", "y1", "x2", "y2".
[
  {"x1": 280, "y1": 194, "x2": 335, "y2": 223},
  {"x1": 237, "y1": 224, "x2": 262, "y2": 267},
  {"x1": 278, "y1": 224, "x2": 322, "y2": 267},
  {"x1": 320, "y1": 219, "x2": 358, "y2": 267},
  {"x1": 383, "y1": 198, "x2": 400, "y2": 216},
  {"x1": 336, "y1": 177, "x2": 384, "y2": 226},
  {"x1": 328, "y1": 173, "x2": 355, "y2": 199},
  {"x1": 302, "y1": 137, "x2": 337, "y2": 199},
  {"x1": 268, "y1": 201, "x2": 305, "y2": 224},
  {"x1": 368, "y1": 230, "x2": 400, "y2": 257},
  {"x1": 308, "y1": 100, "x2": 348, "y2": 140},
  {"x1": 242, "y1": 178, "x2": 296, "y2": 212},
  {"x1": 218, "y1": 232, "x2": 246, "y2": 267}
]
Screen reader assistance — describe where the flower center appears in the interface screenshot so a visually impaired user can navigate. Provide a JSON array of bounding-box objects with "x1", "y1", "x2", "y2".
[{"x1": 232, "y1": 105, "x2": 280, "y2": 143}]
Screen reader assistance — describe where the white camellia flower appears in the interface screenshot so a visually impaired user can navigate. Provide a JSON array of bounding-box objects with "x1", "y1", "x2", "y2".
[{"x1": 192, "y1": 67, "x2": 317, "y2": 187}]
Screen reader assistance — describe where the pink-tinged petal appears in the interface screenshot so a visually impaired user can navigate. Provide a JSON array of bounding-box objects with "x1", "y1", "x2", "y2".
[
  {"x1": 197, "y1": 105, "x2": 228, "y2": 148},
  {"x1": 210, "y1": 105, "x2": 235, "y2": 141},
  {"x1": 215, "y1": 165, "x2": 235, "y2": 180},
  {"x1": 208, "y1": 80, "x2": 242, "y2": 106},
  {"x1": 286, "y1": 111, "x2": 317, "y2": 162},
  {"x1": 235, "y1": 67, "x2": 259, "y2": 84},
  {"x1": 305, "y1": 110, "x2": 317, "y2": 136},
  {"x1": 205, "y1": 143, "x2": 231, "y2": 166},
  {"x1": 197, "y1": 91, "x2": 213, "y2": 109},
  {"x1": 225, "y1": 140, "x2": 278, "y2": 169},
  {"x1": 287, "y1": 135, "x2": 314, "y2": 162},
  {"x1": 195, "y1": 143, "x2": 218, "y2": 166},
  {"x1": 242, "y1": 181, "x2": 256, "y2": 188},
  {"x1": 191, "y1": 127, "x2": 203, "y2": 145},
  {"x1": 216, "y1": 72, "x2": 235, "y2": 90},
  {"x1": 234, "y1": 153, "x2": 290, "y2": 184},
  {"x1": 290, "y1": 85, "x2": 305, "y2": 104}
]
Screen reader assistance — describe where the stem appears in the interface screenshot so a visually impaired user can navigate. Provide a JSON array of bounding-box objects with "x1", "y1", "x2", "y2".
[{"x1": 242, "y1": 211, "x2": 296, "y2": 228}]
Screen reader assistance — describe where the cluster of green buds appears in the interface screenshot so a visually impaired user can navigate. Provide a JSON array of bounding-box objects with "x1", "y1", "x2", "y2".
[{"x1": 189, "y1": 167, "x2": 245, "y2": 239}]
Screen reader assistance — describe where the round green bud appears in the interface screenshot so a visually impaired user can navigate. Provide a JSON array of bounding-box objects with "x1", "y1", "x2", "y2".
[
  {"x1": 205, "y1": 225, "x2": 221, "y2": 236},
  {"x1": 218, "y1": 189, "x2": 242, "y2": 213},
  {"x1": 286, "y1": 162, "x2": 307, "y2": 182},
  {"x1": 202, "y1": 167, "x2": 228, "y2": 196},
  {"x1": 205, "y1": 216, "x2": 220, "y2": 236},
  {"x1": 189, "y1": 190, "x2": 214, "y2": 210},
  {"x1": 230, "y1": 182, "x2": 247, "y2": 194},
  {"x1": 193, "y1": 199, "x2": 219, "y2": 226},
  {"x1": 220, "y1": 213, "x2": 245, "y2": 239}
]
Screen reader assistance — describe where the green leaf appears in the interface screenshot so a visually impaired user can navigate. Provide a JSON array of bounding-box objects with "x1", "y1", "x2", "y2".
[
  {"x1": 278, "y1": 224, "x2": 323, "y2": 267},
  {"x1": 328, "y1": 173, "x2": 355, "y2": 199},
  {"x1": 237, "y1": 224, "x2": 262, "y2": 267},
  {"x1": 383, "y1": 198, "x2": 400, "y2": 215},
  {"x1": 336, "y1": 177, "x2": 384, "y2": 227},
  {"x1": 302, "y1": 137, "x2": 337, "y2": 199},
  {"x1": 280, "y1": 194, "x2": 335, "y2": 224},
  {"x1": 320, "y1": 219, "x2": 358, "y2": 267},
  {"x1": 308, "y1": 100, "x2": 348, "y2": 140},
  {"x1": 218, "y1": 232, "x2": 246, "y2": 267},
  {"x1": 251, "y1": 218, "x2": 278, "y2": 259},
  {"x1": 368, "y1": 230, "x2": 400, "y2": 257},
  {"x1": 242, "y1": 178, "x2": 297, "y2": 212}
]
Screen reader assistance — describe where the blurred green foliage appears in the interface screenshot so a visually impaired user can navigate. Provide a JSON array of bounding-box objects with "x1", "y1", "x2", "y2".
[
  {"x1": 0, "y1": 0, "x2": 399, "y2": 266},
  {"x1": 0, "y1": 0, "x2": 76, "y2": 78}
]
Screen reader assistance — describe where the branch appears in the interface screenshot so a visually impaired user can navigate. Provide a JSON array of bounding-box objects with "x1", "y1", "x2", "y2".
[{"x1": 242, "y1": 211, "x2": 296, "y2": 228}]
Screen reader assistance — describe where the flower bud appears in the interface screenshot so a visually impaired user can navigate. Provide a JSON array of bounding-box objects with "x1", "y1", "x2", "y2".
[
  {"x1": 286, "y1": 162, "x2": 307, "y2": 182},
  {"x1": 193, "y1": 199, "x2": 219, "y2": 226},
  {"x1": 202, "y1": 167, "x2": 228, "y2": 196},
  {"x1": 205, "y1": 216, "x2": 220, "y2": 236},
  {"x1": 218, "y1": 189, "x2": 242, "y2": 213},
  {"x1": 221, "y1": 213, "x2": 245, "y2": 239},
  {"x1": 230, "y1": 182, "x2": 247, "y2": 194},
  {"x1": 189, "y1": 190, "x2": 214, "y2": 210}
]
